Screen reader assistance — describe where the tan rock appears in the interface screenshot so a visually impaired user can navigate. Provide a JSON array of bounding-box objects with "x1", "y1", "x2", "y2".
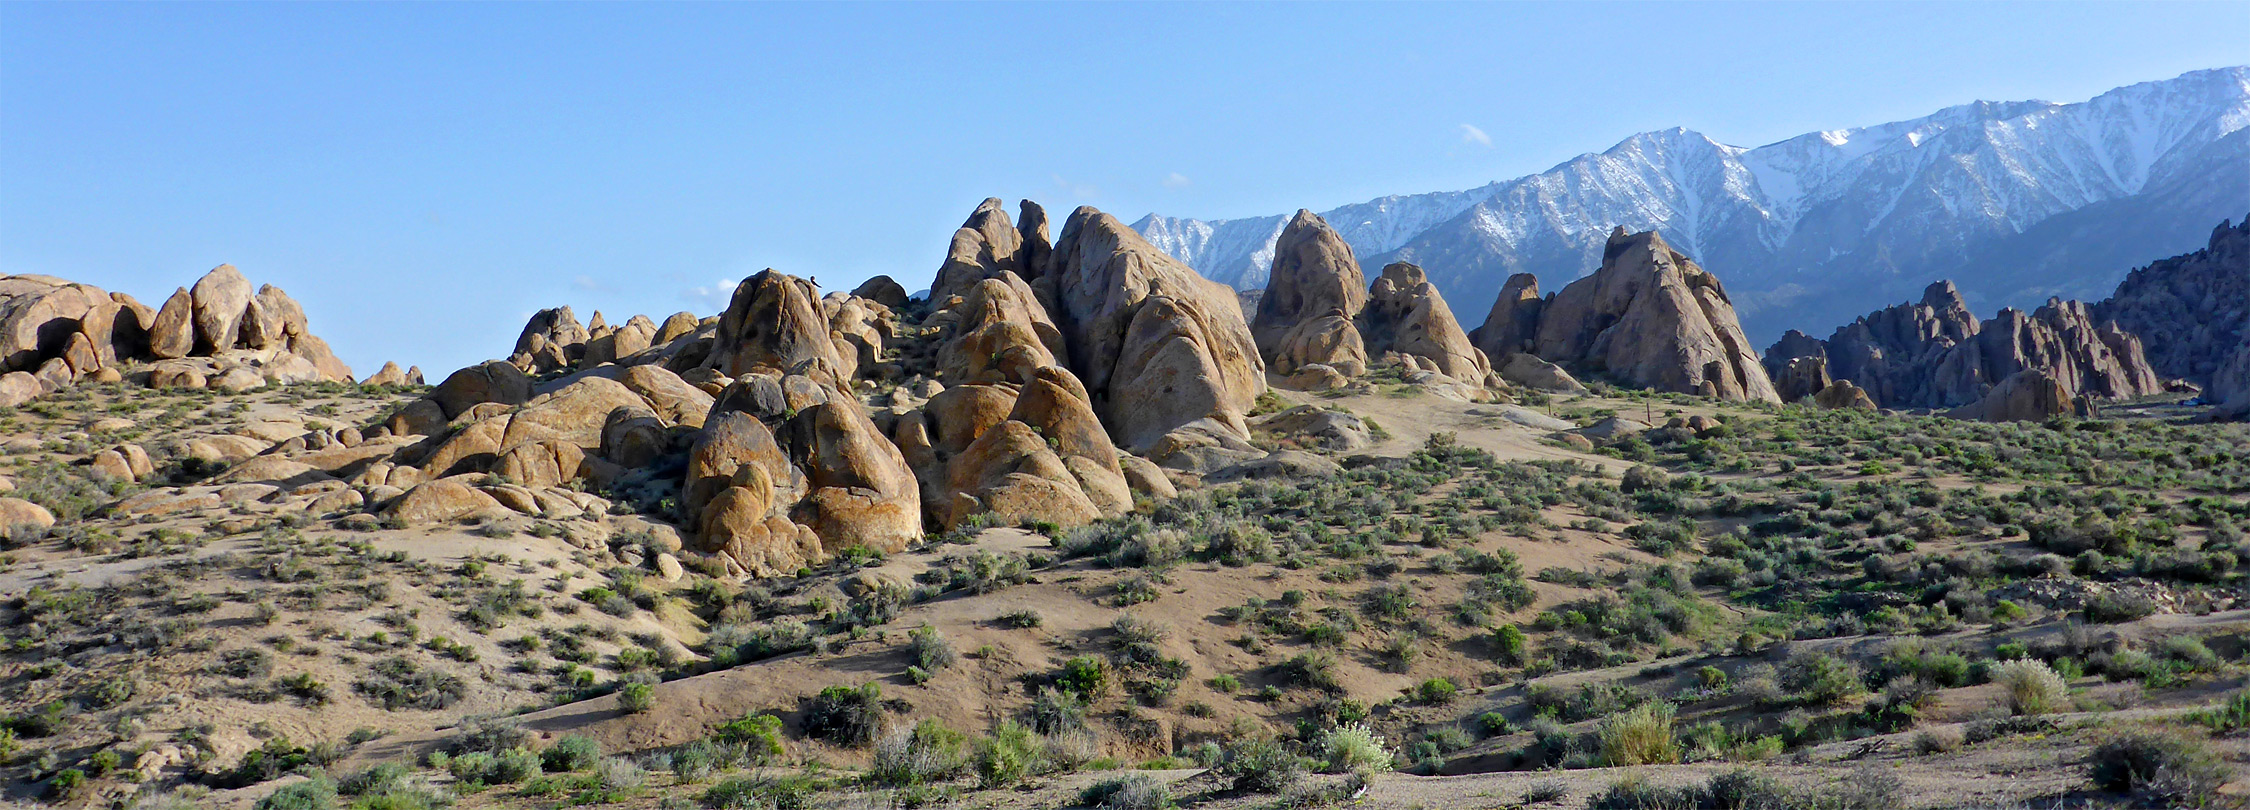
[
  {"x1": 189, "y1": 264, "x2": 253, "y2": 353},
  {"x1": 1946, "y1": 369, "x2": 2076, "y2": 422},
  {"x1": 384, "y1": 398, "x2": 448, "y2": 437},
  {"x1": 431, "y1": 361, "x2": 533, "y2": 419},
  {"x1": 706, "y1": 270, "x2": 851, "y2": 382},
  {"x1": 210, "y1": 366, "x2": 265, "y2": 392},
  {"x1": 1531, "y1": 228, "x2": 1779, "y2": 403},
  {"x1": 0, "y1": 371, "x2": 40, "y2": 407},
  {"x1": 147, "y1": 287, "x2": 194, "y2": 359},
  {"x1": 0, "y1": 497, "x2": 55, "y2": 531},
  {"x1": 932, "y1": 198, "x2": 1027, "y2": 305},
  {"x1": 938, "y1": 274, "x2": 1064, "y2": 385},
  {"x1": 111, "y1": 490, "x2": 221, "y2": 517},
  {"x1": 362, "y1": 361, "x2": 410, "y2": 387},
  {"x1": 1049, "y1": 206, "x2": 1266, "y2": 452},
  {"x1": 1813, "y1": 380, "x2": 1879, "y2": 411},
  {"x1": 1363, "y1": 262, "x2": 1492, "y2": 385},
  {"x1": 1496, "y1": 352, "x2": 1583, "y2": 393},
  {"x1": 492, "y1": 439, "x2": 590, "y2": 488},
  {"x1": 778, "y1": 399, "x2": 921, "y2": 555},
  {"x1": 617, "y1": 364, "x2": 713, "y2": 428},
  {"x1": 0, "y1": 275, "x2": 108, "y2": 372},
  {"x1": 1117, "y1": 454, "x2": 1177, "y2": 500},
  {"x1": 1281, "y1": 363, "x2": 1351, "y2": 392},
  {"x1": 852, "y1": 276, "x2": 910, "y2": 311},
  {"x1": 385, "y1": 479, "x2": 507, "y2": 525},
  {"x1": 186, "y1": 434, "x2": 268, "y2": 464},
  {"x1": 1254, "y1": 210, "x2": 1369, "y2": 377},
  {"x1": 655, "y1": 311, "x2": 702, "y2": 345},
  {"x1": 601, "y1": 405, "x2": 669, "y2": 469}
]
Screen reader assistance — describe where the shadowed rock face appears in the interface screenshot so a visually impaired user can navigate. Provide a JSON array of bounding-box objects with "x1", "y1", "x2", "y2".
[
  {"x1": 2094, "y1": 215, "x2": 2249, "y2": 389},
  {"x1": 1253, "y1": 210, "x2": 1368, "y2": 377},
  {"x1": 1528, "y1": 228, "x2": 1779, "y2": 403},
  {"x1": 1470, "y1": 273, "x2": 1544, "y2": 362},
  {"x1": 1046, "y1": 206, "x2": 1266, "y2": 453},
  {"x1": 1766, "y1": 278, "x2": 2167, "y2": 418}
]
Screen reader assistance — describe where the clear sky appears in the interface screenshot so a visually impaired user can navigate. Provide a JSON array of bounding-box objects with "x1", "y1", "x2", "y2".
[{"x1": 4, "y1": 1, "x2": 2247, "y2": 377}]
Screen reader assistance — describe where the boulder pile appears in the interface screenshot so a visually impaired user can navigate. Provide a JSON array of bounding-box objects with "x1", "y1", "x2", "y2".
[{"x1": 0, "y1": 265, "x2": 357, "y2": 405}]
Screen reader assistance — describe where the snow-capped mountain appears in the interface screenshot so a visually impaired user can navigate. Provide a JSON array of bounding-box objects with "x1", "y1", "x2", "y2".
[{"x1": 1132, "y1": 67, "x2": 2250, "y2": 344}]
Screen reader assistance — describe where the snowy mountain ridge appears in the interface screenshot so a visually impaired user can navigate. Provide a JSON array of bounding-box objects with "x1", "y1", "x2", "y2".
[{"x1": 1132, "y1": 67, "x2": 2250, "y2": 342}]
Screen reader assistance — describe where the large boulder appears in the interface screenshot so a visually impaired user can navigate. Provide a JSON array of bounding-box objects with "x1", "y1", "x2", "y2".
[
  {"x1": 147, "y1": 288, "x2": 195, "y2": 359},
  {"x1": 511, "y1": 307, "x2": 590, "y2": 373},
  {"x1": 1496, "y1": 352, "x2": 1583, "y2": 393},
  {"x1": 851, "y1": 276, "x2": 910, "y2": 311},
  {"x1": 937, "y1": 274, "x2": 1065, "y2": 385},
  {"x1": 0, "y1": 275, "x2": 111, "y2": 373},
  {"x1": 189, "y1": 264, "x2": 254, "y2": 354},
  {"x1": 431, "y1": 361, "x2": 534, "y2": 420},
  {"x1": 1252, "y1": 210, "x2": 1369, "y2": 377},
  {"x1": 1946, "y1": 369, "x2": 2076, "y2": 422},
  {"x1": 1047, "y1": 206, "x2": 1265, "y2": 453},
  {"x1": 384, "y1": 479, "x2": 507, "y2": 526},
  {"x1": 1531, "y1": 228, "x2": 1779, "y2": 403},
  {"x1": 0, "y1": 497, "x2": 55, "y2": 532},
  {"x1": 706, "y1": 270, "x2": 852, "y2": 383},
  {"x1": 1363, "y1": 262, "x2": 1492, "y2": 384}
]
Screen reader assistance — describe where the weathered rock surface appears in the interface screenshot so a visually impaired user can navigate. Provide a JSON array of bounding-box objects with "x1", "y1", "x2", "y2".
[
  {"x1": 1768, "y1": 279, "x2": 2166, "y2": 416},
  {"x1": 1362, "y1": 262, "x2": 1492, "y2": 385},
  {"x1": 1527, "y1": 228, "x2": 1778, "y2": 403},
  {"x1": 706, "y1": 270, "x2": 853, "y2": 384},
  {"x1": 932, "y1": 198, "x2": 1030, "y2": 306},
  {"x1": 851, "y1": 276, "x2": 910, "y2": 312},
  {"x1": 1253, "y1": 210, "x2": 1368, "y2": 377},
  {"x1": 431, "y1": 361, "x2": 534, "y2": 419},
  {"x1": 384, "y1": 479, "x2": 507, "y2": 526},
  {"x1": 1470, "y1": 273, "x2": 1545, "y2": 362},
  {"x1": 2094, "y1": 216, "x2": 2249, "y2": 389},
  {"x1": 1047, "y1": 206, "x2": 1266, "y2": 455},
  {"x1": 1945, "y1": 369, "x2": 2076, "y2": 422},
  {"x1": 1495, "y1": 352, "x2": 1583, "y2": 393},
  {"x1": 189, "y1": 264, "x2": 254, "y2": 355}
]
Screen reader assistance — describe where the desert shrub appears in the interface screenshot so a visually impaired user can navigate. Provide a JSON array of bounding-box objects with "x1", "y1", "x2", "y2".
[
  {"x1": 803, "y1": 682, "x2": 885, "y2": 746},
  {"x1": 712, "y1": 713, "x2": 787, "y2": 762},
  {"x1": 2083, "y1": 592, "x2": 2159, "y2": 624},
  {"x1": 1218, "y1": 737, "x2": 1304, "y2": 794},
  {"x1": 1319, "y1": 724, "x2": 1394, "y2": 776},
  {"x1": 1599, "y1": 702, "x2": 1679, "y2": 766},
  {"x1": 907, "y1": 625, "x2": 957, "y2": 672},
  {"x1": 2087, "y1": 730, "x2": 2227, "y2": 805},
  {"x1": 975, "y1": 721, "x2": 1043, "y2": 787},
  {"x1": 701, "y1": 773, "x2": 817, "y2": 809},
  {"x1": 2195, "y1": 690, "x2": 2250, "y2": 733},
  {"x1": 1414, "y1": 677, "x2": 1457, "y2": 705},
  {"x1": 1584, "y1": 774, "x2": 1697, "y2": 810},
  {"x1": 1025, "y1": 687, "x2": 1088, "y2": 735},
  {"x1": 1990, "y1": 659, "x2": 2068, "y2": 716},
  {"x1": 1780, "y1": 651, "x2": 1863, "y2": 706},
  {"x1": 542, "y1": 735, "x2": 601, "y2": 772},
  {"x1": 253, "y1": 776, "x2": 337, "y2": 810},
  {"x1": 1491, "y1": 624, "x2": 1527, "y2": 666},
  {"x1": 1055, "y1": 656, "x2": 1109, "y2": 698},
  {"x1": 1276, "y1": 652, "x2": 1341, "y2": 693},
  {"x1": 1078, "y1": 773, "x2": 1173, "y2": 810},
  {"x1": 616, "y1": 681, "x2": 656, "y2": 713},
  {"x1": 354, "y1": 657, "x2": 465, "y2": 711},
  {"x1": 869, "y1": 719, "x2": 969, "y2": 786},
  {"x1": 447, "y1": 716, "x2": 531, "y2": 756}
]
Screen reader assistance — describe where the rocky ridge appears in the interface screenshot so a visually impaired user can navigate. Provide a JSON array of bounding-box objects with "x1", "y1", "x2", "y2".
[
  {"x1": 2093, "y1": 214, "x2": 2250, "y2": 412},
  {"x1": 1765, "y1": 279, "x2": 2167, "y2": 421}
]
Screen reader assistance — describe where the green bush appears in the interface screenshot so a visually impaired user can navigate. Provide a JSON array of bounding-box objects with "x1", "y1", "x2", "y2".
[
  {"x1": 616, "y1": 681, "x2": 656, "y2": 713},
  {"x1": 1219, "y1": 737, "x2": 1304, "y2": 794},
  {"x1": 1598, "y1": 703, "x2": 1679, "y2": 766},
  {"x1": 1319, "y1": 723, "x2": 1394, "y2": 776},
  {"x1": 975, "y1": 721, "x2": 1042, "y2": 788},
  {"x1": 701, "y1": 773, "x2": 817, "y2": 809},
  {"x1": 712, "y1": 713, "x2": 786, "y2": 761},
  {"x1": 253, "y1": 776, "x2": 337, "y2": 810},
  {"x1": 1991, "y1": 659, "x2": 2068, "y2": 716},
  {"x1": 1413, "y1": 677, "x2": 1457, "y2": 705},
  {"x1": 542, "y1": 735, "x2": 601, "y2": 772},
  {"x1": 870, "y1": 719, "x2": 968, "y2": 786},
  {"x1": 1056, "y1": 656, "x2": 1110, "y2": 698},
  {"x1": 804, "y1": 682, "x2": 885, "y2": 746}
]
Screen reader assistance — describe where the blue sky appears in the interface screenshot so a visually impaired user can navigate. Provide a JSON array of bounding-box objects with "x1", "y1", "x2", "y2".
[{"x1": 4, "y1": 2, "x2": 2247, "y2": 377}]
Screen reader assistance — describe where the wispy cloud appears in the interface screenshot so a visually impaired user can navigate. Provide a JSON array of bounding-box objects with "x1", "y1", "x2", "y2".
[
  {"x1": 1162, "y1": 172, "x2": 1192, "y2": 189},
  {"x1": 1051, "y1": 173, "x2": 1099, "y2": 199},
  {"x1": 573, "y1": 274, "x2": 604, "y2": 292},
  {"x1": 681, "y1": 278, "x2": 738, "y2": 312},
  {"x1": 1459, "y1": 123, "x2": 1492, "y2": 147}
]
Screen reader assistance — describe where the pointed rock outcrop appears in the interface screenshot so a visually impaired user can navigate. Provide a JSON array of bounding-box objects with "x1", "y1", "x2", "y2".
[
  {"x1": 1047, "y1": 206, "x2": 1266, "y2": 459},
  {"x1": 932, "y1": 198, "x2": 1027, "y2": 306},
  {"x1": 1528, "y1": 228, "x2": 1779, "y2": 402},
  {"x1": 2094, "y1": 215, "x2": 2250, "y2": 388},
  {"x1": 706, "y1": 270, "x2": 853, "y2": 384},
  {"x1": 1253, "y1": 210, "x2": 1369, "y2": 378}
]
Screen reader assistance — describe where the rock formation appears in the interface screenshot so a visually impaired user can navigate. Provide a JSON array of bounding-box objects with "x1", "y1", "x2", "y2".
[
  {"x1": 1046, "y1": 206, "x2": 1266, "y2": 460},
  {"x1": 1469, "y1": 273, "x2": 1544, "y2": 362},
  {"x1": 1501, "y1": 228, "x2": 1778, "y2": 403},
  {"x1": 0, "y1": 265, "x2": 352, "y2": 407},
  {"x1": 1767, "y1": 279, "x2": 2166, "y2": 420},
  {"x1": 2094, "y1": 215, "x2": 2249, "y2": 398},
  {"x1": 1361, "y1": 261, "x2": 1493, "y2": 386},
  {"x1": 706, "y1": 270, "x2": 855, "y2": 384},
  {"x1": 1252, "y1": 210, "x2": 1369, "y2": 378}
]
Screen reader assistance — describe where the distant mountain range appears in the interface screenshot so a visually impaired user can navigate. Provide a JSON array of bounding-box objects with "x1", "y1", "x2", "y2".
[{"x1": 1134, "y1": 66, "x2": 2250, "y2": 344}]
